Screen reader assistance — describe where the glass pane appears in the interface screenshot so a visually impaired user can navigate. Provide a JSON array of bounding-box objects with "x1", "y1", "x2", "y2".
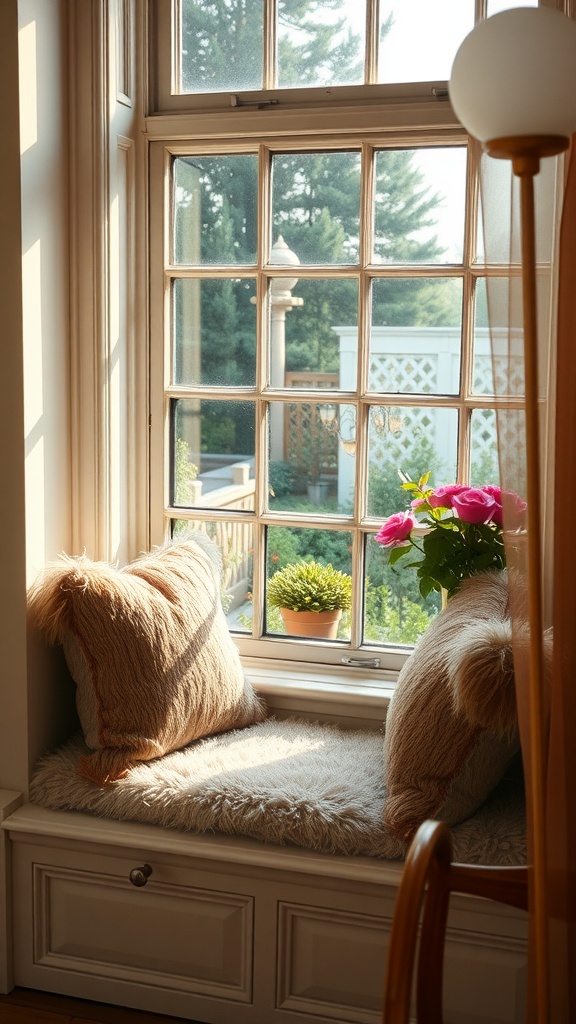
[
  {"x1": 470, "y1": 408, "x2": 500, "y2": 487},
  {"x1": 366, "y1": 405, "x2": 458, "y2": 518},
  {"x1": 271, "y1": 152, "x2": 361, "y2": 265},
  {"x1": 277, "y1": 0, "x2": 365, "y2": 88},
  {"x1": 178, "y1": 0, "x2": 264, "y2": 94},
  {"x1": 374, "y1": 148, "x2": 467, "y2": 264},
  {"x1": 171, "y1": 518, "x2": 254, "y2": 634},
  {"x1": 472, "y1": 278, "x2": 494, "y2": 396},
  {"x1": 364, "y1": 533, "x2": 440, "y2": 646},
  {"x1": 269, "y1": 276, "x2": 358, "y2": 390},
  {"x1": 173, "y1": 155, "x2": 258, "y2": 265},
  {"x1": 472, "y1": 278, "x2": 525, "y2": 398},
  {"x1": 477, "y1": 154, "x2": 516, "y2": 264},
  {"x1": 172, "y1": 398, "x2": 255, "y2": 508},
  {"x1": 265, "y1": 526, "x2": 353, "y2": 640},
  {"x1": 378, "y1": 1, "x2": 474, "y2": 83},
  {"x1": 370, "y1": 279, "x2": 463, "y2": 394},
  {"x1": 173, "y1": 278, "x2": 256, "y2": 386},
  {"x1": 269, "y1": 402, "x2": 356, "y2": 514}
]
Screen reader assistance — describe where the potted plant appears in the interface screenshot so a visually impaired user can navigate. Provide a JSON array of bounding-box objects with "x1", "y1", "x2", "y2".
[{"x1": 267, "y1": 560, "x2": 352, "y2": 639}]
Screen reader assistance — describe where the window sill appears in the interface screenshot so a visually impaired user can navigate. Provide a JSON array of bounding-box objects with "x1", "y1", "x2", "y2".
[{"x1": 241, "y1": 656, "x2": 396, "y2": 728}]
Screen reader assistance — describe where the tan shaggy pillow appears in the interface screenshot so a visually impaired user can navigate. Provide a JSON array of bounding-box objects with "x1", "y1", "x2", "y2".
[
  {"x1": 28, "y1": 540, "x2": 266, "y2": 786},
  {"x1": 383, "y1": 571, "x2": 520, "y2": 843}
]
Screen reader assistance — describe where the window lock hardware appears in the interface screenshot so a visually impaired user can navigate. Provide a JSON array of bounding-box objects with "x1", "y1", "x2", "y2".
[
  {"x1": 341, "y1": 657, "x2": 381, "y2": 669},
  {"x1": 231, "y1": 94, "x2": 280, "y2": 109},
  {"x1": 431, "y1": 87, "x2": 449, "y2": 99},
  {"x1": 129, "y1": 864, "x2": 153, "y2": 887}
]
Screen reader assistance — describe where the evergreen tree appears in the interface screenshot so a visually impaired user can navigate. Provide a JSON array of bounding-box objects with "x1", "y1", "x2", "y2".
[{"x1": 176, "y1": 1, "x2": 461, "y2": 450}]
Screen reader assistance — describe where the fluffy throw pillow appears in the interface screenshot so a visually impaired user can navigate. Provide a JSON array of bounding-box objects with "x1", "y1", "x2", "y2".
[
  {"x1": 28, "y1": 540, "x2": 266, "y2": 786},
  {"x1": 383, "y1": 571, "x2": 520, "y2": 843}
]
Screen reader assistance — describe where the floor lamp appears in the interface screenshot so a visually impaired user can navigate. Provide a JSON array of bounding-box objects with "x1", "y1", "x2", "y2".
[{"x1": 449, "y1": 8, "x2": 576, "y2": 1021}]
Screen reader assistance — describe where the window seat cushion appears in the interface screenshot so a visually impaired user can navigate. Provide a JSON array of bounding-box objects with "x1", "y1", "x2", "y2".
[{"x1": 30, "y1": 718, "x2": 525, "y2": 865}]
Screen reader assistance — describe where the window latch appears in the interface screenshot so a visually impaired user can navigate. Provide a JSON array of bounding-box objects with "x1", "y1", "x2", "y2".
[
  {"x1": 341, "y1": 656, "x2": 381, "y2": 669},
  {"x1": 231, "y1": 94, "x2": 280, "y2": 109}
]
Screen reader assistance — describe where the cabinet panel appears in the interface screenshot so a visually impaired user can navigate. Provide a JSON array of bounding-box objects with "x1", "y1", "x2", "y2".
[
  {"x1": 33, "y1": 862, "x2": 253, "y2": 1002},
  {"x1": 443, "y1": 929, "x2": 527, "y2": 1024},
  {"x1": 277, "y1": 902, "x2": 388, "y2": 1024}
]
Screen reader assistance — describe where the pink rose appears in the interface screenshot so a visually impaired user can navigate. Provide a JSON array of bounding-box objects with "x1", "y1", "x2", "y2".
[
  {"x1": 482, "y1": 485, "x2": 503, "y2": 525},
  {"x1": 411, "y1": 498, "x2": 426, "y2": 509},
  {"x1": 428, "y1": 484, "x2": 469, "y2": 509},
  {"x1": 375, "y1": 510, "x2": 417, "y2": 547},
  {"x1": 502, "y1": 489, "x2": 527, "y2": 529},
  {"x1": 451, "y1": 487, "x2": 498, "y2": 524}
]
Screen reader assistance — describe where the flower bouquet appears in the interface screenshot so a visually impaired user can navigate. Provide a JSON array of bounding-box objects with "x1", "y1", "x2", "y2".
[{"x1": 374, "y1": 473, "x2": 526, "y2": 600}]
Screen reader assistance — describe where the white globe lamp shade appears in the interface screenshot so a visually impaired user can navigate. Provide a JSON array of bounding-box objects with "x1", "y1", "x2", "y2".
[{"x1": 449, "y1": 7, "x2": 576, "y2": 145}]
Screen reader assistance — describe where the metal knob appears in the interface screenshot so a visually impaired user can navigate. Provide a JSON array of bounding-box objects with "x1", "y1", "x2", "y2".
[{"x1": 129, "y1": 863, "x2": 152, "y2": 887}]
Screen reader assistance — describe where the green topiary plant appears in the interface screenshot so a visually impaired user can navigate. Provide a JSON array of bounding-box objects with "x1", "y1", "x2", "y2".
[{"x1": 267, "y1": 561, "x2": 352, "y2": 613}]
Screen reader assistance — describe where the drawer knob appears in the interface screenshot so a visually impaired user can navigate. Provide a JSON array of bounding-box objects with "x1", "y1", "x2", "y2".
[{"x1": 129, "y1": 864, "x2": 152, "y2": 887}]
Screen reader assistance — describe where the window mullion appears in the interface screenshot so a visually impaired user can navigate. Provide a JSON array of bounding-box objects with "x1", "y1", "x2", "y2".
[
  {"x1": 263, "y1": 0, "x2": 277, "y2": 90},
  {"x1": 365, "y1": 0, "x2": 380, "y2": 85},
  {"x1": 252, "y1": 143, "x2": 273, "y2": 639}
]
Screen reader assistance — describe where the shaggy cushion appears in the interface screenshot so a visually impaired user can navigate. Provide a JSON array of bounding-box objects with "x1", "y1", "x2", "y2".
[
  {"x1": 29, "y1": 718, "x2": 526, "y2": 865},
  {"x1": 27, "y1": 540, "x2": 266, "y2": 786},
  {"x1": 383, "y1": 571, "x2": 519, "y2": 843}
]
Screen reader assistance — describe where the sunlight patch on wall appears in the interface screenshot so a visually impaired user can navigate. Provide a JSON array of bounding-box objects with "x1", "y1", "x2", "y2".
[
  {"x1": 23, "y1": 238, "x2": 46, "y2": 577},
  {"x1": 18, "y1": 20, "x2": 38, "y2": 155}
]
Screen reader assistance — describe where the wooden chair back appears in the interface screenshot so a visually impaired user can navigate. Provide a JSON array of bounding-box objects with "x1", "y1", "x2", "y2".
[{"x1": 382, "y1": 820, "x2": 528, "y2": 1024}]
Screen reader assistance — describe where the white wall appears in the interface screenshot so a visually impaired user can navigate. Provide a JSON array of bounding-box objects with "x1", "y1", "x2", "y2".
[
  {"x1": 20, "y1": 0, "x2": 71, "y2": 583},
  {"x1": 0, "y1": 0, "x2": 73, "y2": 795}
]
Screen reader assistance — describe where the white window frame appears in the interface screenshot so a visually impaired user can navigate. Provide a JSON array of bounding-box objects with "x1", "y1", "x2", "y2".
[{"x1": 147, "y1": 106, "x2": 518, "y2": 684}]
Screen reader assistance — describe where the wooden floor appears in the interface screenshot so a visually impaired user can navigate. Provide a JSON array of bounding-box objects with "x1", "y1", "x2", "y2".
[{"x1": 0, "y1": 988, "x2": 202, "y2": 1024}]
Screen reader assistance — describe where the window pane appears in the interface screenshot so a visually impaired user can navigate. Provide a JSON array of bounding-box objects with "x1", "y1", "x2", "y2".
[
  {"x1": 378, "y1": 2, "x2": 474, "y2": 84},
  {"x1": 265, "y1": 526, "x2": 352, "y2": 640},
  {"x1": 178, "y1": 0, "x2": 264, "y2": 94},
  {"x1": 472, "y1": 278, "x2": 494, "y2": 396},
  {"x1": 173, "y1": 278, "x2": 256, "y2": 386},
  {"x1": 473, "y1": 278, "x2": 525, "y2": 398},
  {"x1": 364, "y1": 533, "x2": 440, "y2": 646},
  {"x1": 370, "y1": 279, "x2": 462, "y2": 394},
  {"x1": 270, "y1": 276, "x2": 358, "y2": 390},
  {"x1": 269, "y1": 401, "x2": 355, "y2": 514},
  {"x1": 173, "y1": 155, "x2": 258, "y2": 265},
  {"x1": 171, "y1": 518, "x2": 255, "y2": 634},
  {"x1": 172, "y1": 398, "x2": 255, "y2": 508},
  {"x1": 374, "y1": 148, "x2": 467, "y2": 265},
  {"x1": 271, "y1": 152, "x2": 361, "y2": 265},
  {"x1": 470, "y1": 408, "x2": 500, "y2": 486},
  {"x1": 277, "y1": 0, "x2": 365, "y2": 88},
  {"x1": 366, "y1": 405, "x2": 458, "y2": 518}
]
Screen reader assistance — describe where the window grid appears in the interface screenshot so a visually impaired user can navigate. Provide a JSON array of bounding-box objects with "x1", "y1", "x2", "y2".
[{"x1": 158, "y1": 132, "x2": 521, "y2": 664}]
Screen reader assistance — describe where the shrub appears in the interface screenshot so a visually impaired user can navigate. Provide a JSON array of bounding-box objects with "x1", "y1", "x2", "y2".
[{"x1": 267, "y1": 561, "x2": 352, "y2": 612}]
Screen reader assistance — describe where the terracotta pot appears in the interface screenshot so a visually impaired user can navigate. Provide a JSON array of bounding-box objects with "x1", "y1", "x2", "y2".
[{"x1": 280, "y1": 607, "x2": 342, "y2": 639}]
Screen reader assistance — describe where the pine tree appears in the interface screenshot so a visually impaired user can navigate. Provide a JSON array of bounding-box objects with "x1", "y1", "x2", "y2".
[{"x1": 175, "y1": 1, "x2": 462, "y2": 451}]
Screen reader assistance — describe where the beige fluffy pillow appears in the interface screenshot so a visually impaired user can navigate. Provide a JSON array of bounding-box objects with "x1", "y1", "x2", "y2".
[
  {"x1": 383, "y1": 571, "x2": 519, "y2": 843},
  {"x1": 28, "y1": 540, "x2": 266, "y2": 786}
]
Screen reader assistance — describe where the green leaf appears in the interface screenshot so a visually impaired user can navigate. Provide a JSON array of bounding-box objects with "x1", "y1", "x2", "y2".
[{"x1": 388, "y1": 544, "x2": 412, "y2": 565}]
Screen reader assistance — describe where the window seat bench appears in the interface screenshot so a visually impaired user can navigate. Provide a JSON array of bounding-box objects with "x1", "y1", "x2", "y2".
[{"x1": 1, "y1": 718, "x2": 527, "y2": 1024}]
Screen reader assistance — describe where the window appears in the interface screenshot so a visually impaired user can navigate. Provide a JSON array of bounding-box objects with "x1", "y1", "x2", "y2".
[{"x1": 148, "y1": 0, "x2": 533, "y2": 675}]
